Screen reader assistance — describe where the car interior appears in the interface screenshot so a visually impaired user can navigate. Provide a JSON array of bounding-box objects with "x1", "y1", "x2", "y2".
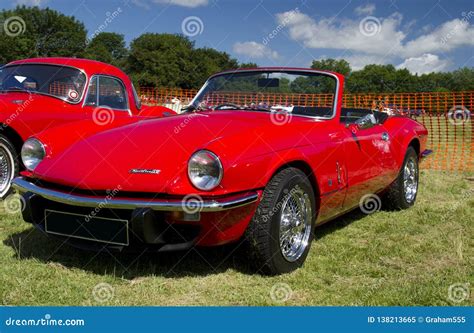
[{"x1": 291, "y1": 106, "x2": 388, "y2": 125}]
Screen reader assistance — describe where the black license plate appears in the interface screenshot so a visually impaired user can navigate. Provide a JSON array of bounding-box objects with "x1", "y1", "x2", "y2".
[{"x1": 45, "y1": 209, "x2": 129, "y2": 246}]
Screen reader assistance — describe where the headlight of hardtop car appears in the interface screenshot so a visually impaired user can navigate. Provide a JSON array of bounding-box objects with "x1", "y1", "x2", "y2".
[
  {"x1": 188, "y1": 150, "x2": 223, "y2": 191},
  {"x1": 21, "y1": 138, "x2": 46, "y2": 171}
]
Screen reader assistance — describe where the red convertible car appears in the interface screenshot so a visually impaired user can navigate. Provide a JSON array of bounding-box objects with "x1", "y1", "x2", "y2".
[
  {"x1": 0, "y1": 57, "x2": 171, "y2": 199},
  {"x1": 13, "y1": 68, "x2": 430, "y2": 274}
]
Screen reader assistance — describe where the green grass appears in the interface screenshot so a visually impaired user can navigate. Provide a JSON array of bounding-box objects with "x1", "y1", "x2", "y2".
[{"x1": 0, "y1": 170, "x2": 472, "y2": 306}]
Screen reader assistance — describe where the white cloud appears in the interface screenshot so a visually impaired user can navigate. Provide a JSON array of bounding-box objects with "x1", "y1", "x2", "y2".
[
  {"x1": 276, "y1": 10, "x2": 405, "y2": 56},
  {"x1": 355, "y1": 4, "x2": 375, "y2": 15},
  {"x1": 151, "y1": 0, "x2": 208, "y2": 7},
  {"x1": 15, "y1": 0, "x2": 48, "y2": 5},
  {"x1": 403, "y1": 19, "x2": 474, "y2": 57},
  {"x1": 397, "y1": 53, "x2": 450, "y2": 75},
  {"x1": 233, "y1": 41, "x2": 280, "y2": 60},
  {"x1": 342, "y1": 54, "x2": 391, "y2": 70},
  {"x1": 276, "y1": 9, "x2": 474, "y2": 63}
]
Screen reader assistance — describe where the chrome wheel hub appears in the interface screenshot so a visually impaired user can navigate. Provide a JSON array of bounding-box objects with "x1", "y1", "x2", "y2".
[
  {"x1": 279, "y1": 187, "x2": 312, "y2": 262},
  {"x1": 0, "y1": 146, "x2": 12, "y2": 196},
  {"x1": 403, "y1": 157, "x2": 418, "y2": 203}
]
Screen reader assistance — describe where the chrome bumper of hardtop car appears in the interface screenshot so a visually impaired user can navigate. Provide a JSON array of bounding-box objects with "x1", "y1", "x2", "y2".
[{"x1": 12, "y1": 177, "x2": 259, "y2": 212}]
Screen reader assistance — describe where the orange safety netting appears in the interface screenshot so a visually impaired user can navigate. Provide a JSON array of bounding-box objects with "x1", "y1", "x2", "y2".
[{"x1": 138, "y1": 87, "x2": 473, "y2": 173}]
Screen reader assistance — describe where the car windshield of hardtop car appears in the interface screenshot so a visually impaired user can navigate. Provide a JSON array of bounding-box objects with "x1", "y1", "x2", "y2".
[
  {"x1": 0, "y1": 64, "x2": 87, "y2": 103},
  {"x1": 189, "y1": 70, "x2": 338, "y2": 118}
]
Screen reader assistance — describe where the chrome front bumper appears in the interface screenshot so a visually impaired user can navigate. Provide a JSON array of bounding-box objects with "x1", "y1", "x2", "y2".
[{"x1": 12, "y1": 177, "x2": 259, "y2": 212}]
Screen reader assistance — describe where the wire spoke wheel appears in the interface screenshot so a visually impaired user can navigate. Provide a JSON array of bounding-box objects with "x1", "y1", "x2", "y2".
[
  {"x1": 403, "y1": 157, "x2": 418, "y2": 203},
  {"x1": 0, "y1": 144, "x2": 14, "y2": 198},
  {"x1": 279, "y1": 187, "x2": 312, "y2": 262}
]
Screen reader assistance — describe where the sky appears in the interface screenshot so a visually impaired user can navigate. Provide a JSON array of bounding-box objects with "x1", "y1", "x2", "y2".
[{"x1": 1, "y1": 0, "x2": 473, "y2": 74}]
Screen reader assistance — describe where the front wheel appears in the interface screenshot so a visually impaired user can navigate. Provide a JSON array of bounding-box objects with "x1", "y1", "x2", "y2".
[
  {"x1": 243, "y1": 168, "x2": 316, "y2": 275},
  {"x1": 383, "y1": 146, "x2": 419, "y2": 210},
  {"x1": 0, "y1": 135, "x2": 19, "y2": 199}
]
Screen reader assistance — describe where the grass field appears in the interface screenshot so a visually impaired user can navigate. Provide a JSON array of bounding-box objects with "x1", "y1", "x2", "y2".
[{"x1": 0, "y1": 170, "x2": 473, "y2": 306}]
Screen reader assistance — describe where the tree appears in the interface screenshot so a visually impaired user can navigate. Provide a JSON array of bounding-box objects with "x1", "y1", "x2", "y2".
[
  {"x1": 188, "y1": 47, "x2": 238, "y2": 88},
  {"x1": 311, "y1": 58, "x2": 351, "y2": 77},
  {"x1": 239, "y1": 62, "x2": 258, "y2": 69},
  {"x1": 126, "y1": 33, "x2": 197, "y2": 88},
  {"x1": 84, "y1": 32, "x2": 127, "y2": 66},
  {"x1": 0, "y1": 6, "x2": 86, "y2": 63},
  {"x1": 346, "y1": 64, "x2": 416, "y2": 93}
]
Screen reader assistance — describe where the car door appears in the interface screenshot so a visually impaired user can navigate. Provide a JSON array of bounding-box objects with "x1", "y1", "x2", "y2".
[
  {"x1": 341, "y1": 113, "x2": 393, "y2": 210},
  {"x1": 83, "y1": 75, "x2": 132, "y2": 124}
]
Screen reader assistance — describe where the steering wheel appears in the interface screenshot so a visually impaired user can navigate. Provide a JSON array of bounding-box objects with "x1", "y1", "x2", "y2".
[{"x1": 214, "y1": 103, "x2": 241, "y2": 110}]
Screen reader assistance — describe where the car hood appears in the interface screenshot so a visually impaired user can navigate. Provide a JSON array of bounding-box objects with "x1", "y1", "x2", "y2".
[{"x1": 33, "y1": 110, "x2": 323, "y2": 194}]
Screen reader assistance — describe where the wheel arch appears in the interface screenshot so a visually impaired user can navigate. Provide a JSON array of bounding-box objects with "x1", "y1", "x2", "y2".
[
  {"x1": 0, "y1": 124, "x2": 24, "y2": 155},
  {"x1": 408, "y1": 137, "x2": 420, "y2": 158},
  {"x1": 271, "y1": 160, "x2": 321, "y2": 214}
]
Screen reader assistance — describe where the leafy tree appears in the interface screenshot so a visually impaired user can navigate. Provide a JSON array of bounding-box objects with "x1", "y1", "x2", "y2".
[
  {"x1": 126, "y1": 33, "x2": 197, "y2": 88},
  {"x1": 311, "y1": 58, "x2": 351, "y2": 77},
  {"x1": 0, "y1": 6, "x2": 86, "y2": 63},
  {"x1": 84, "y1": 32, "x2": 127, "y2": 66},
  {"x1": 239, "y1": 62, "x2": 258, "y2": 69},
  {"x1": 188, "y1": 47, "x2": 238, "y2": 87}
]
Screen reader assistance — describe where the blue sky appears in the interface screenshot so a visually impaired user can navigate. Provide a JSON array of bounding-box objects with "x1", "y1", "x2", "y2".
[{"x1": 2, "y1": 0, "x2": 473, "y2": 74}]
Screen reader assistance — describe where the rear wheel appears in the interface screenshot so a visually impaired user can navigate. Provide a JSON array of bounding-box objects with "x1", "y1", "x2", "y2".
[
  {"x1": 0, "y1": 135, "x2": 19, "y2": 200},
  {"x1": 383, "y1": 146, "x2": 419, "y2": 210},
  {"x1": 244, "y1": 168, "x2": 316, "y2": 275}
]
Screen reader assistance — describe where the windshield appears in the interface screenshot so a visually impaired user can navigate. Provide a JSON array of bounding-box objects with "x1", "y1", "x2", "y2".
[
  {"x1": 190, "y1": 70, "x2": 338, "y2": 118},
  {"x1": 0, "y1": 64, "x2": 87, "y2": 103}
]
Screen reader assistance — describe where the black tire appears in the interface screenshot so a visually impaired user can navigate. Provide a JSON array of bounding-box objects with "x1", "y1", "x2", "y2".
[
  {"x1": 383, "y1": 146, "x2": 419, "y2": 210},
  {"x1": 0, "y1": 134, "x2": 19, "y2": 200},
  {"x1": 243, "y1": 167, "x2": 316, "y2": 275}
]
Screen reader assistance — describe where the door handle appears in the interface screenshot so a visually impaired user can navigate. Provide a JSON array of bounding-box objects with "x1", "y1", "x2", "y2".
[{"x1": 381, "y1": 132, "x2": 389, "y2": 141}]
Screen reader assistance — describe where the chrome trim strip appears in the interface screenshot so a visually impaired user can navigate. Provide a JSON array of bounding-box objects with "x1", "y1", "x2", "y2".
[{"x1": 12, "y1": 177, "x2": 259, "y2": 212}]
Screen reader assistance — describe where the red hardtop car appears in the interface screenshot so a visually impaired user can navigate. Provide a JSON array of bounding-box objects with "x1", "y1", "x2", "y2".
[
  {"x1": 0, "y1": 57, "x2": 173, "y2": 198},
  {"x1": 13, "y1": 67, "x2": 431, "y2": 274}
]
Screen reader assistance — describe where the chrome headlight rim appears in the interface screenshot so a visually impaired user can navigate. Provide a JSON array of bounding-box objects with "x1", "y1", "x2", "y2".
[
  {"x1": 21, "y1": 137, "x2": 46, "y2": 171},
  {"x1": 187, "y1": 149, "x2": 223, "y2": 191}
]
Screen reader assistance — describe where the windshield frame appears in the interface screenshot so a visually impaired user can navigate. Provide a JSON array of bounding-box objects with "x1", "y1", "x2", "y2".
[
  {"x1": 0, "y1": 63, "x2": 88, "y2": 105},
  {"x1": 190, "y1": 68, "x2": 341, "y2": 120}
]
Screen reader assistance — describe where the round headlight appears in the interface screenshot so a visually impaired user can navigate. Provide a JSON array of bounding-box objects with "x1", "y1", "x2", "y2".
[
  {"x1": 21, "y1": 138, "x2": 46, "y2": 171},
  {"x1": 188, "y1": 150, "x2": 223, "y2": 191}
]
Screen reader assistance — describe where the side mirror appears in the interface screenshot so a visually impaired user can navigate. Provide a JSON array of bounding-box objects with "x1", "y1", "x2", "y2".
[{"x1": 355, "y1": 113, "x2": 376, "y2": 130}]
